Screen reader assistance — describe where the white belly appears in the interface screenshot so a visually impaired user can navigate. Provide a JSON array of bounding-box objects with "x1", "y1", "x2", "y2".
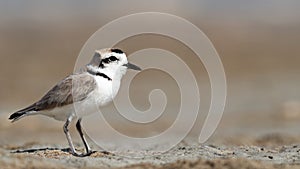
[{"x1": 40, "y1": 104, "x2": 75, "y2": 121}]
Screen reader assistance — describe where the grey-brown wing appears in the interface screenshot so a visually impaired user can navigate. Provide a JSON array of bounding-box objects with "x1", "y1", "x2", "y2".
[{"x1": 35, "y1": 74, "x2": 97, "y2": 111}]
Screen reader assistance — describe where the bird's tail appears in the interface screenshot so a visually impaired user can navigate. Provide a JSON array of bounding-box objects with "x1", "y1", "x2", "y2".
[{"x1": 9, "y1": 104, "x2": 36, "y2": 122}]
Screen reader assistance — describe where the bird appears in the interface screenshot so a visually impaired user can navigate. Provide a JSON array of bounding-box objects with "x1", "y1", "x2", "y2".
[{"x1": 9, "y1": 48, "x2": 141, "y2": 157}]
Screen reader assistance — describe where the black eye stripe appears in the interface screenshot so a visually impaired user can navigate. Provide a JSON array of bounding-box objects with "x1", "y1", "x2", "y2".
[
  {"x1": 102, "y1": 56, "x2": 119, "y2": 64},
  {"x1": 101, "y1": 58, "x2": 109, "y2": 64}
]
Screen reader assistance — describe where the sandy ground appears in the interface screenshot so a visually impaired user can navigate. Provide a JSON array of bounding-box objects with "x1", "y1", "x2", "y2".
[
  {"x1": 1, "y1": 106, "x2": 300, "y2": 169},
  {"x1": 1, "y1": 141, "x2": 300, "y2": 169},
  {"x1": 1, "y1": 123, "x2": 300, "y2": 169}
]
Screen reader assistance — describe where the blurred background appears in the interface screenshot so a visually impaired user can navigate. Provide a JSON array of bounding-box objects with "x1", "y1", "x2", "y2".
[{"x1": 0, "y1": 0, "x2": 300, "y2": 146}]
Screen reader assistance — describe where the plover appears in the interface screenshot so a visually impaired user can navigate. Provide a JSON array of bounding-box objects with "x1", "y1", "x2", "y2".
[{"x1": 9, "y1": 48, "x2": 141, "y2": 157}]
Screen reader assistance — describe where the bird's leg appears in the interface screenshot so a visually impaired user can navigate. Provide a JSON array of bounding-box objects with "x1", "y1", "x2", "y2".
[
  {"x1": 76, "y1": 118, "x2": 93, "y2": 156},
  {"x1": 63, "y1": 117, "x2": 81, "y2": 156}
]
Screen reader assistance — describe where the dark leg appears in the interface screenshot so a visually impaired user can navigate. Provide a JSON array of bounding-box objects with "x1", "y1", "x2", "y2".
[{"x1": 76, "y1": 118, "x2": 93, "y2": 156}]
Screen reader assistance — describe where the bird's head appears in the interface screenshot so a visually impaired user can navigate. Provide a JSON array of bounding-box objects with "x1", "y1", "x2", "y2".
[{"x1": 87, "y1": 48, "x2": 141, "y2": 79}]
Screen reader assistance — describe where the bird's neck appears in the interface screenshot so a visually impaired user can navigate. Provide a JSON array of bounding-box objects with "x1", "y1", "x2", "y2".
[{"x1": 86, "y1": 65, "x2": 125, "y2": 82}]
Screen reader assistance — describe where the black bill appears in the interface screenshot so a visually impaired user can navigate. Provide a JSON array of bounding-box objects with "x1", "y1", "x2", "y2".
[{"x1": 125, "y1": 62, "x2": 142, "y2": 71}]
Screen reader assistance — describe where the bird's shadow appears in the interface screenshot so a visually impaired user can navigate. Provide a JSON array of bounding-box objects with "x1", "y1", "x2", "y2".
[
  {"x1": 11, "y1": 147, "x2": 112, "y2": 157},
  {"x1": 11, "y1": 147, "x2": 70, "y2": 154}
]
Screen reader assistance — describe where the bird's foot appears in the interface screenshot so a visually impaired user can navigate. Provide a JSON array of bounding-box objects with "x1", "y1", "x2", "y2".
[
  {"x1": 72, "y1": 151, "x2": 94, "y2": 157},
  {"x1": 68, "y1": 149, "x2": 95, "y2": 157}
]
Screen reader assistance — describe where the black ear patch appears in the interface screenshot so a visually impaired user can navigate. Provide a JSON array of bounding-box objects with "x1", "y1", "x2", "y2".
[{"x1": 111, "y1": 48, "x2": 124, "y2": 54}]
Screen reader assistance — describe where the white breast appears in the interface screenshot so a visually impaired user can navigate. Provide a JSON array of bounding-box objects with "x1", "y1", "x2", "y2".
[
  {"x1": 93, "y1": 75, "x2": 120, "y2": 105},
  {"x1": 74, "y1": 75, "x2": 120, "y2": 118}
]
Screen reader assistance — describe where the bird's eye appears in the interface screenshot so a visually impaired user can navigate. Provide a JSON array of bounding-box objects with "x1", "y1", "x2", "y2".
[
  {"x1": 109, "y1": 56, "x2": 118, "y2": 61},
  {"x1": 101, "y1": 56, "x2": 119, "y2": 64}
]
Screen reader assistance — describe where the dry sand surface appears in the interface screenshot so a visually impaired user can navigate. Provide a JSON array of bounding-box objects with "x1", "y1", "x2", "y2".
[
  {"x1": 1, "y1": 105, "x2": 300, "y2": 169},
  {"x1": 1, "y1": 115, "x2": 300, "y2": 169},
  {"x1": 1, "y1": 140, "x2": 300, "y2": 169}
]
